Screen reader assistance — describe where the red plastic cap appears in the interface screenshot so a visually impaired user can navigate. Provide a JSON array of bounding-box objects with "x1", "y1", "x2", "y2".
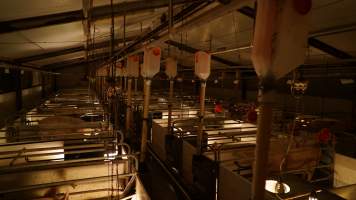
[
  {"x1": 152, "y1": 48, "x2": 161, "y2": 56},
  {"x1": 129, "y1": 55, "x2": 139, "y2": 62}
]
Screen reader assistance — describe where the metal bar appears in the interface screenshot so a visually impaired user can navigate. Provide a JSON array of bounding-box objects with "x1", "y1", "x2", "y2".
[
  {"x1": 211, "y1": 45, "x2": 252, "y2": 55},
  {"x1": 0, "y1": 155, "x2": 135, "y2": 175},
  {"x1": 0, "y1": 148, "x2": 106, "y2": 160},
  {"x1": 0, "y1": 136, "x2": 115, "y2": 147},
  {"x1": 165, "y1": 40, "x2": 239, "y2": 66},
  {"x1": 309, "y1": 22, "x2": 356, "y2": 38},
  {"x1": 307, "y1": 37, "x2": 353, "y2": 59},
  {"x1": 0, "y1": 143, "x2": 105, "y2": 155},
  {"x1": 0, "y1": 173, "x2": 135, "y2": 194}
]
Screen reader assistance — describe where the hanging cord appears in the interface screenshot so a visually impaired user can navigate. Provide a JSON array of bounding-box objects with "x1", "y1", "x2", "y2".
[{"x1": 279, "y1": 71, "x2": 301, "y2": 172}]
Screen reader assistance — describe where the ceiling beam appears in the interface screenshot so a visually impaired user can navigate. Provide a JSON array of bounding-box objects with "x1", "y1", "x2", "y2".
[
  {"x1": 15, "y1": 36, "x2": 136, "y2": 63},
  {"x1": 0, "y1": 60, "x2": 58, "y2": 74},
  {"x1": 237, "y1": 6, "x2": 354, "y2": 59},
  {"x1": 307, "y1": 38, "x2": 353, "y2": 59},
  {"x1": 42, "y1": 50, "x2": 115, "y2": 70},
  {"x1": 165, "y1": 40, "x2": 240, "y2": 66},
  {"x1": 0, "y1": 0, "x2": 198, "y2": 34}
]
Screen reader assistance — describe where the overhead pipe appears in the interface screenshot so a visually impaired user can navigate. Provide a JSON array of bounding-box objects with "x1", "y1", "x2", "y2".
[
  {"x1": 310, "y1": 22, "x2": 356, "y2": 38},
  {"x1": 150, "y1": 0, "x2": 252, "y2": 47},
  {"x1": 210, "y1": 45, "x2": 252, "y2": 55},
  {"x1": 107, "y1": 0, "x2": 251, "y2": 69}
]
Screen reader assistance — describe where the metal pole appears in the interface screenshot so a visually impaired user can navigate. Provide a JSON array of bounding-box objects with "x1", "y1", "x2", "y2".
[
  {"x1": 167, "y1": 79, "x2": 174, "y2": 133},
  {"x1": 140, "y1": 79, "x2": 151, "y2": 162},
  {"x1": 126, "y1": 78, "x2": 132, "y2": 132},
  {"x1": 251, "y1": 77, "x2": 275, "y2": 200},
  {"x1": 134, "y1": 78, "x2": 138, "y2": 93},
  {"x1": 197, "y1": 81, "x2": 206, "y2": 154}
]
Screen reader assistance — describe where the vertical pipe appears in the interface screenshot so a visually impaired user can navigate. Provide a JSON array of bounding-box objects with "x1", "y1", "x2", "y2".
[
  {"x1": 197, "y1": 81, "x2": 206, "y2": 154},
  {"x1": 134, "y1": 78, "x2": 138, "y2": 93},
  {"x1": 140, "y1": 79, "x2": 151, "y2": 162},
  {"x1": 126, "y1": 78, "x2": 132, "y2": 132},
  {"x1": 41, "y1": 73, "x2": 46, "y2": 98},
  {"x1": 124, "y1": 77, "x2": 127, "y2": 92},
  {"x1": 252, "y1": 78, "x2": 275, "y2": 200},
  {"x1": 168, "y1": 80, "x2": 174, "y2": 133}
]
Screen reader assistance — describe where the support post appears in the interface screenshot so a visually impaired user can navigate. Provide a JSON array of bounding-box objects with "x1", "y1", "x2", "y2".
[
  {"x1": 197, "y1": 81, "x2": 206, "y2": 154},
  {"x1": 126, "y1": 78, "x2": 132, "y2": 132},
  {"x1": 140, "y1": 79, "x2": 151, "y2": 162},
  {"x1": 251, "y1": 76, "x2": 275, "y2": 200},
  {"x1": 167, "y1": 80, "x2": 174, "y2": 133},
  {"x1": 14, "y1": 69, "x2": 22, "y2": 112}
]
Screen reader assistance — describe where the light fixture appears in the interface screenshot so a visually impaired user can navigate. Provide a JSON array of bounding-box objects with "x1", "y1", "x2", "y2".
[
  {"x1": 265, "y1": 179, "x2": 290, "y2": 194},
  {"x1": 233, "y1": 79, "x2": 239, "y2": 85},
  {"x1": 214, "y1": 79, "x2": 219, "y2": 84},
  {"x1": 340, "y1": 79, "x2": 354, "y2": 85}
]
